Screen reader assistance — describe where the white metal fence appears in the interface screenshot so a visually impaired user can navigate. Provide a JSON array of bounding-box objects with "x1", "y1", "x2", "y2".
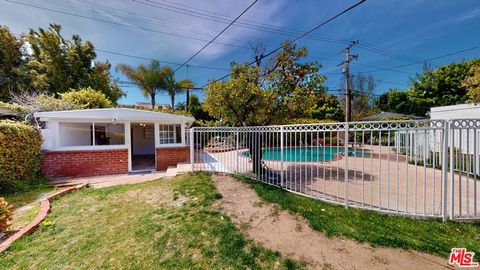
[{"x1": 189, "y1": 119, "x2": 480, "y2": 221}]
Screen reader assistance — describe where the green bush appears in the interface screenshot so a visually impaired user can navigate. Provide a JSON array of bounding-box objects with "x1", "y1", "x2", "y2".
[
  {"x1": 0, "y1": 197, "x2": 13, "y2": 232},
  {"x1": 60, "y1": 87, "x2": 113, "y2": 109},
  {"x1": 0, "y1": 120, "x2": 45, "y2": 194}
]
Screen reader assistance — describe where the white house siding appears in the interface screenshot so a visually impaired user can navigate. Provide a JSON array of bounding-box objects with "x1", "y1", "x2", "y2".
[{"x1": 430, "y1": 103, "x2": 480, "y2": 174}]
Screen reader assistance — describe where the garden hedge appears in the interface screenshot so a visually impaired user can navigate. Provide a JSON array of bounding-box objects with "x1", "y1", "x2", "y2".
[{"x1": 0, "y1": 120, "x2": 45, "y2": 194}]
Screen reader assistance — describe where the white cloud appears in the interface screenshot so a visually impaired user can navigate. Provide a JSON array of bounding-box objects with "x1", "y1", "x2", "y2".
[{"x1": 77, "y1": 0, "x2": 288, "y2": 60}]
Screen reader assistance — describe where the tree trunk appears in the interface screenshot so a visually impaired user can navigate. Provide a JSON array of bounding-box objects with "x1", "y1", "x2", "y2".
[
  {"x1": 186, "y1": 89, "x2": 190, "y2": 112},
  {"x1": 171, "y1": 95, "x2": 175, "y2": 112},
  {"x1": 151, "y1": 94, "x2": 156, "y2": 110},
  {"x1": 248, "y1": 130, "x2": 263, "y2": 177}
]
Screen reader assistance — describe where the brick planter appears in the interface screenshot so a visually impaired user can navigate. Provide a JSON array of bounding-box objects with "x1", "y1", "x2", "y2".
[
  {"x1": 42, "y1": 149, "x2": 128, "y2": 179},
  {"x1": 156, "y1": 146, "x2": 189, "y2": 171}
]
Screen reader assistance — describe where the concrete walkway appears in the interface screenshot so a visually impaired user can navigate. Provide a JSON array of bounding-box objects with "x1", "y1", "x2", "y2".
[{"x1": 49, "y1": 162, "x2": 193, "y2": 188}]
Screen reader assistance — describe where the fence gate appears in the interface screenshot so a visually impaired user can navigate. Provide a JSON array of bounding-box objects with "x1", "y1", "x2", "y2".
[{"x1": 189, "y1": 120, "x2": 480, "y2": 221}]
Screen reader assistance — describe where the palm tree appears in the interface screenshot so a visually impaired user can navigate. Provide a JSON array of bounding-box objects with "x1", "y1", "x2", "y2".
[
  {"x1": 116, "y1": 60, "x2": 168, "y2": 109},
  {"x1": 163, "y1": 68, "x2": 194, "y2": 112}
]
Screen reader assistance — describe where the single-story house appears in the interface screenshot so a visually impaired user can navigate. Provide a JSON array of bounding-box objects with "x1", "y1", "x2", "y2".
[{"x1": 34, "y1": 108, "x2": 194, "y2": 179}]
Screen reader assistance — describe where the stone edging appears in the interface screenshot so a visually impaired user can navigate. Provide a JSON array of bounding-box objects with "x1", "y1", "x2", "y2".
[{"x1": 0, "y1": 183, "x2": 88, "y2": 253}]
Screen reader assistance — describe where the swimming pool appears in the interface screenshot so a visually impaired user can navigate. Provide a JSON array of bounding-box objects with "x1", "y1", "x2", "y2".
[{"x1": 242, "y1": 147, "x2": 371, "y2": 162}]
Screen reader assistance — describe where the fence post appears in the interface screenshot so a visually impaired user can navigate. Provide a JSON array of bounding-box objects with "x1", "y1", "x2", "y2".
[
  {"x1": 236, "y1": 130, "x2": 239, "y2": 173},
  {"x1": 190, "y1": 128, "x2": 195, "y2": 172},
  {"x1": 280, "y1": 126, "x2": 284, "y2": 188},
  {"x1": 344, "y1": 123, "x2": 349, "y2": 208},
  {"x1": 449, "y1": 121, "x2": 455, "y2": 220},
  {"x1": 441, "y1": 121, "x2": 449, "y2": 222}
]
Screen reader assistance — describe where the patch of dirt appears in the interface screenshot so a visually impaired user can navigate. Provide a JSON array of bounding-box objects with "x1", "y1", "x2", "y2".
[
  {"x1": 212, "y1": 174, "x2": 456, "y2": 270},
  {"x1": 124, "y1": 186, "x2": 175, "y2": 207}
]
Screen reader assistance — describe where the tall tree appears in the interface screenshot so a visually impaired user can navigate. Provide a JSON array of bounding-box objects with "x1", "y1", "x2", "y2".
[
  {"x1": 463, "y1": 64, "x2": 480, "y2": 104},
  {"x1": 0, "y1": 26, "x2": 24, "y2": 101},
  {"x1": 188, "y1": 94, "x2": 213, "y2": 121},
  {"x1": 163, "y1": 68, "x2": 194, "y2": 111},
  {"x1": 409, "y1": 59, "x2": 480, "y2": 110},
  {"x1": 205, "y1": 42, "x2": 325, "y2": 126},
  {"x1": 117, "y1": 60, "x2": 169, "y2": 109},
  {"x1": 25, "y1": 24, "x2": 124, "y2": 103},
  {"x1": 204, "y1": 42, "x2": 326, "y2": 174},
  {"x1": 60, "y1": 87, "x2": 113, "y2": 109},
  {"x1": 376, "y1": 88, "x2": 410, "y2": 113},
  {"x1": 311, "y1": 95, "x2": 344, "y2": 121},
  {"x1": 350, "y1": 73, "x2": 377, "y2": 119}
]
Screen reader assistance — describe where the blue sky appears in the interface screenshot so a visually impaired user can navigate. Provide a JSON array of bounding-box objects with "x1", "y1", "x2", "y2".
[{"x1": 1, "y1": 0, "x2": 479, "y2": 106}]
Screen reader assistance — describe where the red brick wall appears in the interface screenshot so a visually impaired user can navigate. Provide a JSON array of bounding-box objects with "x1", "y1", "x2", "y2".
[
  {"x1": 156, "y1": 146, "x2": 189, "y2": 171},
  {"x1": 42, "y1": 149, "x2": 128, "y2": 179}
]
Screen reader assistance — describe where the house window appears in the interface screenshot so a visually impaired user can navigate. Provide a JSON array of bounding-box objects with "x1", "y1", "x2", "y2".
[
  {"x1": 159, "y1": 124, "x2": 182, "y2": 144},
  {"x1": 59, "y1": 122, "x2": 93, "y2": 147},
  {"x1": 94, "y1": 123, "x2": 125, "y2": 145},
  {"x1": 58, "y1": 122, "x2": 125, "y2": 147}
]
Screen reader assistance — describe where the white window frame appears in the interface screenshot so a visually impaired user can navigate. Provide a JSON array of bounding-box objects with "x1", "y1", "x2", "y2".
[
  {"x1": 157, "y1": 124, "x2": 185, "y2": 147},
  {"x1": 54, "y1": 121, "x2": 127, "y2": 151}
]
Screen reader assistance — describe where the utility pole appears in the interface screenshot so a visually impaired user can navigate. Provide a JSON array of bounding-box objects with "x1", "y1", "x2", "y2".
[
  {"x1": 186, "y1": 64, "x2": 190, "y2": 112},
  {"x1": 337, "y1": 41, "x2": 358, "y2": 122}
]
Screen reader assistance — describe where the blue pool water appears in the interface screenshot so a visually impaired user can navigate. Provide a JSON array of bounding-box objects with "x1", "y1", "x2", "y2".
[{"x1": 243, "y1": 147, "x2": 371, "y2": 162}]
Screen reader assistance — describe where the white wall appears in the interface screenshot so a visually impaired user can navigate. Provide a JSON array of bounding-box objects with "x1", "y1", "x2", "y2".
[
  {"x1": 430, "y1": 104, "x2": 480, "y2": 154},
  {"x1": 430, "y1": 103, "x2": 480, "y2": 173},
  {"x1": 132, "y1": 124, "x2": 155, "y2": 155},
  {"x1": 430, "y1": 103, "x2": 480, "y2": 120}
]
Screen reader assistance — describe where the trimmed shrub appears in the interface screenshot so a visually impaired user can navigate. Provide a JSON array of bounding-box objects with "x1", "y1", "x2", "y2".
[
  {"x1": 0, "y1": 197, "x2": 13, "y2": 232},
  {"x1": 0, "y1": 120, "x2": 45, "y2": 194}
]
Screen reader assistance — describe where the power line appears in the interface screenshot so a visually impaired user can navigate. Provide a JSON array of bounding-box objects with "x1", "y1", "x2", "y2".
[
  {"x1": 46, "y1": 0, "x2": 260, "y2": 47},
  {"x1": 16, "y1": 0, "x2": 418, "y2": 69},
  {"x1": 357, "y1": 44, "x2": 423, "y2": 62},
  {"x1": 352, "y1": 62, "x2": 414, "y2": 75},
  {"x1": 363, "y1": 44, "x2": 480, "y2": 73},
  {"x1": 4, "y1": 0, "x2": 250, "y2": 50},
  {"x1": 99, "y1": 49, "x2": 410, "y2": 88},
  {"x1": 201, "y1": 0, "x2": 367, "y2": 88},
  {"x1": 95, "y1": 49, "x2": 229, "y2": 71},
  {"x1": 376, "y1": 79, "x2": 409, "y2": 87},
  {"x1": 138, "y1": 0, "x2": 419, "y2": 63},
  {"x1": 134, "y1": 0, "x2": 351, "y2": 45},
  {"x1": 174, "y1": 0, "x2": 258, "y2": 72}
]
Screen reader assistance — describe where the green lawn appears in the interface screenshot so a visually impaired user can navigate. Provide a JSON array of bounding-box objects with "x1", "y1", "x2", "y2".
[
  {"x1": 236, "y1": 175, "x2": 480, "y2": 258},
  {"x1": 3, "y1": 186, "x2": 55, "y2": 209},
  {"x1": 3, "y1": 186, "x2": 56, "y2": 231},
  {"x1": 0, "y1": 173, "x2": 304, "y2": 270}
]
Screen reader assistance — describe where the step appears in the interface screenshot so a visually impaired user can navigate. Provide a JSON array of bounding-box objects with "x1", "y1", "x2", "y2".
[{"x1": 164, "y1": 166, "x2": 178, "y2": 177}]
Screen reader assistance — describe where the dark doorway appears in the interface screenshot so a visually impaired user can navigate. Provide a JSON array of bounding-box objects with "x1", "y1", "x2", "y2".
[{"x1": 131, "y1": 123, "x2": 155, "y2": 171}]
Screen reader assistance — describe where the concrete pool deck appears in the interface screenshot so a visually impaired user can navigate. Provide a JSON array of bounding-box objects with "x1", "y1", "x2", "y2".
[{"x1": 196, "y1": 145, "x2": 479, "y2": 218}]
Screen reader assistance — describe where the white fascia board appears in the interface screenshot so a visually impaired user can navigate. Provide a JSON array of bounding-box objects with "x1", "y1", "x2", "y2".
[{"x1": 35, "y1": 108, "x2": 194, "y2": 124}]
